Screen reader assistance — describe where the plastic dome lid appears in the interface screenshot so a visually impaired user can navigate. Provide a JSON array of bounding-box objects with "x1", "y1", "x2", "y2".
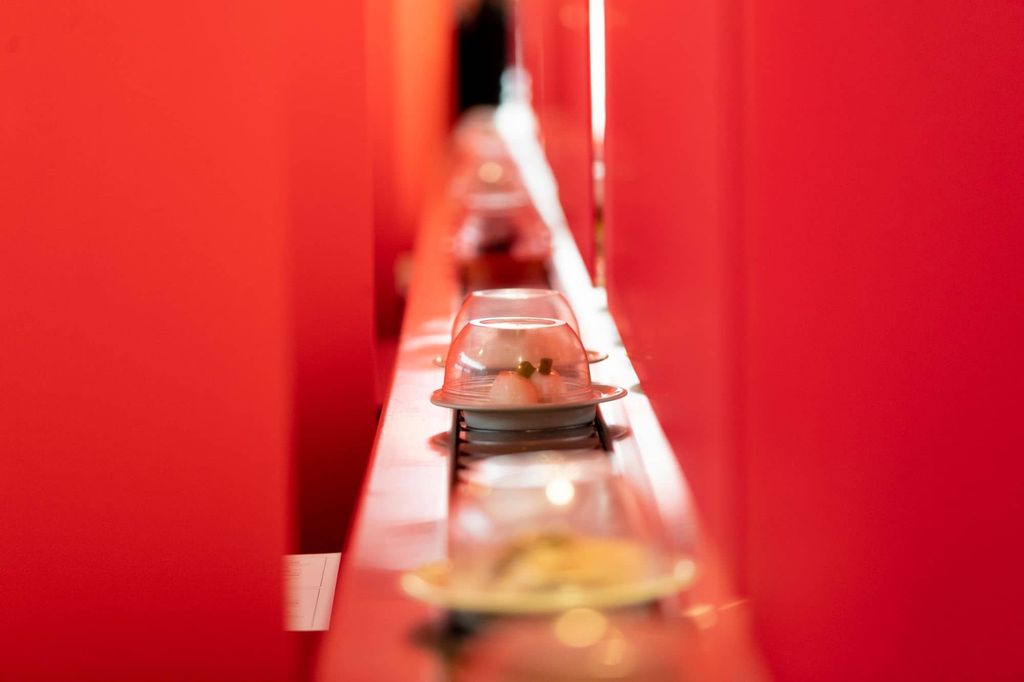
[
  {"x1": 452, "y1": 204, "x2": 551, "y2": 264},
  {"x1": 452, "y1": 289, "x2": 580, "y2": 341},
  {"x1": 438, "y1": 317, "x2": 592, "y2": 406},
  {"x1": 452, "y1": 160, "x2": 530, "y2": 210},
  {"x1": 451, "y1": 106, "x2": 503, "y2": 158}
]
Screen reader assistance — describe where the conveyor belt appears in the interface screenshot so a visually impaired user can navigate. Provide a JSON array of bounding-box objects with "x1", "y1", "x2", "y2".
[{"x1": 444, "y1": 408, "x2": 616, "y2": 490}]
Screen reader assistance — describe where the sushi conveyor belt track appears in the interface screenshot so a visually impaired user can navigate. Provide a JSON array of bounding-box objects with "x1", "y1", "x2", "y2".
[
  {"x1": 446, "y1": 408, "x2": 617, "y2": 491},
  {"x1": 313, "y1": 104, "x2": 768, "y2": 681}
]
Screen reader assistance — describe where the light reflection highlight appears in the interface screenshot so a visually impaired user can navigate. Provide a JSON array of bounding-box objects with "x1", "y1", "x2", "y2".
[
  {"x1": 478, "y1": 161, "x2": 504, "y2": 183},
  {"x1": 682, "y1": 603, "x2": 718, "y2": 630},
  {"x1": 588, "y1": 628, "x2": 635, "y2": 678},
  {"x1": 673, "y1": 558, "x2": 697, "y2": 587},
  {"x1": 553, "y1": 608, "x2": 608, "y2": 648},
  {"x1": 544, "y1": 477, "x2": 575, "y2": 506}
]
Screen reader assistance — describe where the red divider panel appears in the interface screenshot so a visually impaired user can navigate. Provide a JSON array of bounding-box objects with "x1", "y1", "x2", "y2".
[
  {"x1": 517, "y1": 0, "x2": 595, "y2": 275},
  {"x1": 603, "y1": 0, "x2": 746, "y2": 573},
  {"x1": 604, "y1": 0, "x2": 1024, "y2": 679},
  {"x1": 369, "y1": 0, "x2": 453, "y2": 342},
  {"x1": 284, "y1": 0, "x2": 380, "y2": 553},
  {"x1": 741, "y1": 3, "x2": 1024, "y2": 679},
  {"x1": 0, "y1": 2, "x2": 293, "y2": 679}
]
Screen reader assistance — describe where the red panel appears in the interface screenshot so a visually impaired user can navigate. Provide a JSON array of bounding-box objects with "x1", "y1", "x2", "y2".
[
  {"x1": 742, "y1": 3, "x2": 1024, "y2": 679},
  {"x1": 369, "y1": 0, "x2": 453, "y2": 342},
  {"x1": 285, "y1": 0, "x2": 380, "y2": 553},
  {"x1": 605, "y1": 0, "x2": 1024, "y2": 679},
  {"x1": 0, "y1": 3, "x2": 292, "y2": 679},
  {"x1": 603, "y1": 0, "x2": 745, "y2": 568},
  {"x1": 517, "y1": 0, "x2": 595, "y2": 275}
]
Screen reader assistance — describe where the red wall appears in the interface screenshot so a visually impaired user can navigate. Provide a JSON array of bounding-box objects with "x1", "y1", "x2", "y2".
[
  {"x1": 369, "y1": 0, "x2": 453, "y2": 344},
  {"x1": 603, "y1": 0, "x2": 745, "y2": 570},
  {"x1": 517, "y1": 0, "x2": 595, "y2": 275},
  {"x1": 285, "y1": 0, "x2": 379, "y2": 553},
  {"x1": 0, "y1": 3, "x2": 293, "y2": 679},
  {"x1": 604, "y1": 0, "x2": 1024, "y2": 679},
  {"x1": 1, "y1": 0, "x2": 380, "y2": 677},
  {"x1": 741, "y1": 3, "x2": 1024, "y2": 678}
]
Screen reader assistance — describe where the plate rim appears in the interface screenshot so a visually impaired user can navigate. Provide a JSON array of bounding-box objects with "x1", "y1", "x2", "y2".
[
  {"x1": 430, "y1": 384, "x2": 627, "y2": 412},
  {"x1": 400, "y1": 558, "x2": 690, "y2": 614}
]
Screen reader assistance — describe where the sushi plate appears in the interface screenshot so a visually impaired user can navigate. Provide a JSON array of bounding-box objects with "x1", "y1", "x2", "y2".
[
  {"x1": 399, "y1": 548, "x2": 695, "y2": 615},
  {"x1": 430, "y1": 384, "x2": 627, "y2": 430}
]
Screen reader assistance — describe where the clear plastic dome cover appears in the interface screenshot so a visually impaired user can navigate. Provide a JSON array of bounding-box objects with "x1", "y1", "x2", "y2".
[
  {"x1": 447, "y1": 105, "x2": 532, "y2": 210},
  {"x1": 434, "y1": 450, "x2": 686, "y2": 610},
  {"x1": 439, "y1": 317, "x2": 592, "y2": 406},
  {"x1": 452, "y1": 289, "x2": 580, "y2": 341},
  {"x1": 448, "y1": 110, "x2": 528, "y2": 208},
  {"x1": 451, "y1": 160, "x2": 530, "y2": 212},
  {"x1": 451, "y1": 106, "x2": 504, "y2": 161},
  {"x1": 452, "y1": 450, "x2": 669, "y2": 556},
  {"x1": 452, "y1": 202, "x2": 551, "y2": 266}
]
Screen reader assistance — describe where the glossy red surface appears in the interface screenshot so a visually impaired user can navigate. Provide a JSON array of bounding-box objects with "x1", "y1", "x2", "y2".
[
  {"x1": 604, "y1": 0, "x2": 745, "y2": 575},
  {"x1": 742, "y1": 3, "x2": 1024, "y2": 678},
  {"x1": 517, "y1": 0, "x2": 595, "y2": 277},
  {"x1": 605, "y1": 0, "x2": 1024, "y2": 679},
  {"x1": 285, "y1": 0, "x2": 379, "y2": 553},
  {"x1": 1, "y1": 1, "x2": 382, "y2": 677},
  {"x1": 369, "y1": 0, "x2": 453, "y2": 341},
  {"x1": 0, "y1": 3, "x2": 293, "y2": 679}
]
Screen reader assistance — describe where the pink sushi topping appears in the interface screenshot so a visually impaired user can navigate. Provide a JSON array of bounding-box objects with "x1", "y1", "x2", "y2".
[{"x1": 490, "y1": 370, "x2": 540, "y2": 405}]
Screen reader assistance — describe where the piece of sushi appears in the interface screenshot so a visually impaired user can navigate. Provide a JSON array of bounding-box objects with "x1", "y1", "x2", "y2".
[
  {"x1": 489, "y1": 361, "x2": 540, "y2": 405},
  {"x1": 531, "y1": 357, "x2": 566, "y2": 403}
]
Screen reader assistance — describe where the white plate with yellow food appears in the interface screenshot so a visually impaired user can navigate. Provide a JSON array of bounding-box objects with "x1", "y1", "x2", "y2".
[{"x1": 400, "y1": 532, "x2": 693, "y2": 614}]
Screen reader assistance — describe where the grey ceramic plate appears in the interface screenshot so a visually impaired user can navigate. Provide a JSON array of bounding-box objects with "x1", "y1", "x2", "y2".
[{"x1": 430, "y1": 384, "x2": 627, "y2": 430}]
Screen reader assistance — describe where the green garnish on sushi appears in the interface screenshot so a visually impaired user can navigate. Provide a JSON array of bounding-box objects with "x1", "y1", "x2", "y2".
[{"x1": 516, "y1": 360, "x2": 537, "y2": 378}]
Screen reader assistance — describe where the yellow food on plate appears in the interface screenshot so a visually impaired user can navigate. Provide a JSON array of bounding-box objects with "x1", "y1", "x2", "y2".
[{"x1": 466, "y1": 532, "x2": 655, "y2": 593}]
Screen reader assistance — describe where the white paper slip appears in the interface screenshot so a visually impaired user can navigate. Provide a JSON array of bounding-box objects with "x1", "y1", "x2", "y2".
[{"x1": 283, "y1": 552, "x2": 341, "y2": 631}]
